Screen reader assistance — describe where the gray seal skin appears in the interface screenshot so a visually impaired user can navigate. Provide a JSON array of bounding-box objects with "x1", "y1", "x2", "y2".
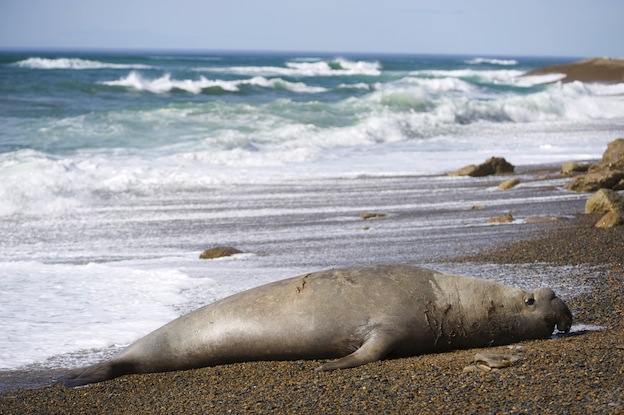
[{"x1": 59, "y1": 265, "x2": 572, "y2": 387}]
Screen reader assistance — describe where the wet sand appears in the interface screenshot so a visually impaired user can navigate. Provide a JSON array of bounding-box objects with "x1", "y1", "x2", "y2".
[{"x1": 1, "y1": 164, "x2": 623, "y2": 414}]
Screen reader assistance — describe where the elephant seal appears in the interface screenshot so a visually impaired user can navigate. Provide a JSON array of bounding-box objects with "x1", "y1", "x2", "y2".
[{"x1": 58, "y1": 265, "x2": 572, "y2": 387}]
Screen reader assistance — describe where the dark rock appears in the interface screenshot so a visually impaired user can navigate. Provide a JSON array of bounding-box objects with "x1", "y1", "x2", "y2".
[
  {"x1": 450, "y1": 157, "x2": 515, "y2": 177},
  {"x1": 199, "y1": 246, "x2": 243, "y2": 259}
]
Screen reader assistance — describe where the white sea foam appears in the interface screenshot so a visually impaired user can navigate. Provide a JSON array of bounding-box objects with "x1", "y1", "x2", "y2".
[
  {"x1": 410, "y1": 68, "x2": 530, "y2": 84},
  {"x1": 513, "y1": 73, "x2": 567, "y2": 86},
  {"x1": 379, "y1": 74, "x2": 624, "y2": 123},
  {"x1": 570, "y1": 324, "x2": 605, "y2": 332},
  {"x1": 337, "y1": 82, "x2": 371, "y2": 90},
  {"x1": 100, "y1": 71, "x2": 327, "y2": 94},
  {"x1": 369, "y1": 76, "x2": 476, "y2": 111},
  {"x1": 466, "y1": 57, "x2": 519, "y2": 66},
  {"x1": 14, "y1": 57, "x2": 152, "y2": 70},
  {"x1": 495, "y1": 81, "x2": 624, "y2": 121},
  {"x1": 0, "y1": 260, "x2": 207, "y2": 369},
  {"x1": 407, "y1": 68, "x2": 568, "y2": 87},
  {"x1": 0, "y1": 150, "x2": 89, "y2": 216},
  {"x1": 199, "y1": 58, "x2": 382, "y2": 77}
]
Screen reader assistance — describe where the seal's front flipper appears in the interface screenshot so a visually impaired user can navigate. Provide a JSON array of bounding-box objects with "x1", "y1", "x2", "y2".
[{"x1": 315, "y1": 332, "x2": 398, "y2": 371}]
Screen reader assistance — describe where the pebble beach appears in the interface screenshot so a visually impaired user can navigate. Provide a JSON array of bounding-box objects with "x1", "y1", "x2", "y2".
[{"x1": 1, "y1": 162, "x2": 623, "y2": 415}]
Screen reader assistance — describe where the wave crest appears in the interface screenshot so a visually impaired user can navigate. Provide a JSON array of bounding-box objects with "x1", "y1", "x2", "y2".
[
  {"x1": 14, "y1": 57, "x2": 152, "y2": 70},
  {"x1": 198, "y1": 58, "x2": 382, "y2": 77},
  {"x1": 100, "y1": 72, "x2": 327, "y2": 94},
  {"x1": 466, "y1": 57, "x2": 519, "y2": 66}
]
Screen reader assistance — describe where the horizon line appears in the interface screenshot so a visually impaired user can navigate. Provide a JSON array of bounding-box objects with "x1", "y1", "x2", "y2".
[{"x1": 0, "y1": 46, "x2": 589, "y2": 60}]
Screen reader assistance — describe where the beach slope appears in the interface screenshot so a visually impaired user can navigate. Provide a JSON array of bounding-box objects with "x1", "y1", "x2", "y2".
[{"x1": 1, "y1": 169, "x2": 623, "y2": 414}]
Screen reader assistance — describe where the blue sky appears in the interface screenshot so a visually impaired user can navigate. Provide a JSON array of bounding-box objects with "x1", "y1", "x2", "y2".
[{"x1": 1, "y1": 0, "x2": 622, "y2": 57}]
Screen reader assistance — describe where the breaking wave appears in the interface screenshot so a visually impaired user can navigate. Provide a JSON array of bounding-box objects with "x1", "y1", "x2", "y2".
[
  {"x1": 466, "y1": 57, "x2": 519, "y2": 66},
  {"x1": 199, "y1": 58, "x2": 382, "y2": 77},
  {"x1": 100, "y1": 71, "x2": 328, "y2": 94},
  {"x1": 14, "y1": 57, "x2": 152, "y2": 70}
]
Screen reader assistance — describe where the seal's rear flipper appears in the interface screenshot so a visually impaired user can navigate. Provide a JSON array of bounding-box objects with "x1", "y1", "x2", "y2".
[
  {"x1": 315, "y1": 332, "x2": 398, "y2": 371},
  {"x1": 56, "y1": 362, "x2": 125, "y2": 387}
]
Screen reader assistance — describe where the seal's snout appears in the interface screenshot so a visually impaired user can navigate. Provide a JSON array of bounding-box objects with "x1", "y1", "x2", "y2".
[
  {"x1": 534, "y1": 288, "x2": 573, "y2": 334},
  {"x1": 552, "y1": 297, "x2": 573, "y2": 333}
]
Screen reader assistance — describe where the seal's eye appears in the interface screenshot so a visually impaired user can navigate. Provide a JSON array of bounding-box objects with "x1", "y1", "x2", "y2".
[{"x1": 525, "y1": 298, "x2": 535, "y2": 306}]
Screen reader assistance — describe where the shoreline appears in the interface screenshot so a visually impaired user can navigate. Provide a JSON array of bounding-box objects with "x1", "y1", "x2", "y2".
[{"x1": 1, "y1": 163, "x2": 623, "y2": 414}]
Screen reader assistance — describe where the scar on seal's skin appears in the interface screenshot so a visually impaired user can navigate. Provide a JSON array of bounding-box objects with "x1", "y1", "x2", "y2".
[
  {"x1": 295, "y1": 274, "x2": 310, "y2": 293},
  {"x1": 424, "y1": 302, "x2": 445, "y2": 346},
  {"x1": 487, "y1": 300, "x2": 498, "y2": 318}
]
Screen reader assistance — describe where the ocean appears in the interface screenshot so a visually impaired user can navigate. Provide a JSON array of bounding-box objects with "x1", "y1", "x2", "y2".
[{"x1": 0, "y1": 51, "x2": 623, "y2": 380}]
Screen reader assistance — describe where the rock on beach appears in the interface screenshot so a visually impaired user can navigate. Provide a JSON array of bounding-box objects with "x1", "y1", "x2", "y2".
[
  {"x1": 585, "y1": 188, "x2": 624, "y2": 228},
  {"x1": 487, "y1": 213, "x2": 514, "y2": 223},
  {"x1": 560, "y1": 161, "x2": 590, "y2": 175},
  {"x1": 199, "y1": 246, "x2": 243, "y2": 259},
  {"x1": 359, "y1": 212, "x2": 387, "y2": 220},
  {"x1": 565, "y1": 138, "x2": 624, "y2": 193},
  {"x1": 595, "y1": 211, "x2": 624, "y2": 228},
  {"x1": 450, "y1": 157, "x2": 515, "y2": 177},
  {"x1": 585, "y1": 189, "x2": 624, "y2": 215},
  {"x1": 497, "y1": 178, "x2": 520, "y2": 190}
]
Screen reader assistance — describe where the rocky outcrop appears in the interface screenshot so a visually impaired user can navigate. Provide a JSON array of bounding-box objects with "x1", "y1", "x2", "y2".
[
  {"x1": 585, "y1": 188, "x2": 624, "y2": 228},
  {"x1": 524, "y1": 57, "x2": 624, "y2": 83},
  {"x1": 601, "y1": 138, "x2": 624, "y2": 170},
  {"x1": 450, "y1": 157, "x2": 515, "y2": 177},
  {"x1": 199, "y1": 246, "x2": 243, "y2": 259},
  {"x1": 564, "y1": 139, "x2": 624, "y2": 192},
  {"x1": 585, "y1": 188, "x2": 624, "y2": 214},
  {"x1": 565, "y1": 170, "x2": 624, "y2": 192}
]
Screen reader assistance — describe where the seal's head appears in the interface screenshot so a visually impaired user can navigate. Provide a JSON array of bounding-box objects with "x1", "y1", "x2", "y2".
[{"x1": 520, "y1": 287, "x2": 572, "y2": 338}]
